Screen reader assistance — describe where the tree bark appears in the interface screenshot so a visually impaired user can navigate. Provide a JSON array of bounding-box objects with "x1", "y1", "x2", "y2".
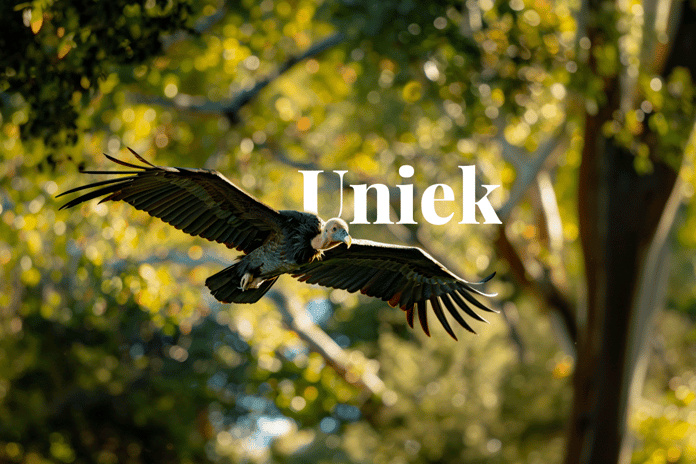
[
  {"x1": 564, "y1": 1, "x2": 696, "y2": 462},
  {"x1": 568, "y1": 139, "x2": 679, "y2": 464}
]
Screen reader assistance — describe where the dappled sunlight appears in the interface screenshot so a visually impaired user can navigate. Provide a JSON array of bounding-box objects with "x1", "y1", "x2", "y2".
[{"x1": 2, "y1": 0, "x2": 696, "y2": 462}]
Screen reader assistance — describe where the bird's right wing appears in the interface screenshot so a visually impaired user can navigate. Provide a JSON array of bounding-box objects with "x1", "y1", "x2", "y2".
[
  {"x1": 58, "y1": 149, "x2": 283, "y2": 253},
  {"x1": 292, "y1": 239, "x2": 497, "y2": 340}
]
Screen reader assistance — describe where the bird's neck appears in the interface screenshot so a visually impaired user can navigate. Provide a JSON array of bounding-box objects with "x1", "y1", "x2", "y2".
[{"x1": 310, "y1": 232, "x2": 328, "y2": 250}]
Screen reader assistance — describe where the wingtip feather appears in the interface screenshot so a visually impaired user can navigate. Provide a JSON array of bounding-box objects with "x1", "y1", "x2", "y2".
[
  {"x1": 441, "y1": 294, "x2": 477, "y2": 335},
  {"x1": 127, "y1": 147, "x2": 156, "y2": 167},
  {"x1": 405, "y1": 307, "x2": 415, "y2": 329},
  {"x1": 416, "y1": 301, "x2": 430, "y2": 337},
  {"x1": 103, "y1": 152, "x2": 148, "y2": 170},
  {"x1": 430, "y1": 297, "x2": 457, "y2": 340}
]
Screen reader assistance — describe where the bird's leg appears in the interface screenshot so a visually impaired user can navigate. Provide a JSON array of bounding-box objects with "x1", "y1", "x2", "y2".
[
  {"x1": 240, "y1": 272, "x2": 252, "y2": 290},
  {"x1": 240, "y1": 272, "x2": 263, "y2": 290}
]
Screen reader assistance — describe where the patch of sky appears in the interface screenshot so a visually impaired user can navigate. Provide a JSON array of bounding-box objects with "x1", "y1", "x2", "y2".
[
  {"x1": 333, "y1": 403, "x2": 361, "y2": 422},
  {"x1": 306, "y1": 298, "x2": 332, "y2": 325},
  {"x1": 319, "y1": 416, "x2": 339, "y2": 434},
  {"x1": 332, "y1": 333, "x2": 351, "y2": 348}
]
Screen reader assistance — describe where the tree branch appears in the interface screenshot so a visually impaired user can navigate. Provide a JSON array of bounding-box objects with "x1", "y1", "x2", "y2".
[
  {"x1": 132, "y1": 32, "x2": 345, "y2": 123},
  {"x1": 266, "y1": 290, "x2": 386, "y2": 399},
  {"x1": 222, "y1": 32, "x2": 345, "y2": 124},
  {"x1": 104, "y1": 249, "x2": 386, "y2": 398},
  {"x1": 495, "y1": 229, "x2": 578, "y2": 350},
  {"x1": 497, "y1": 127, "x2": 567, "y2": 222},
  {"x1": 491, "y1": 125, "x2": 578, "y2": 349}
]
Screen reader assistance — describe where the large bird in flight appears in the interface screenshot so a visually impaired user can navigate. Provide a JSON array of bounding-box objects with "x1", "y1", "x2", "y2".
[{"x1": 59, "y1": 149, "x2": 496, "y2": 340}]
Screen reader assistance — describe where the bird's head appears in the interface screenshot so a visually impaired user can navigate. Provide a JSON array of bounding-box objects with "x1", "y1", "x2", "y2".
[{"x1": 317, "y1": 218, "x2": 351, "y2": 250}]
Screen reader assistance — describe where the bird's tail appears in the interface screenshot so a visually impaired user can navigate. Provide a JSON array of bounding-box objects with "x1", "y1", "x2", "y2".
[{"x1": 205, "y1": 262, "x2": 278, "y2": 304}]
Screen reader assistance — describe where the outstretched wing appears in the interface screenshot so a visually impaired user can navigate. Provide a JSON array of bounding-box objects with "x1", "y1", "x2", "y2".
[
  {"x1": 292, "y1": 239, "x2": 496, "y2": 340},
  {"x1": 58, "y1": 148, "x2": 283, "y2": 253}
]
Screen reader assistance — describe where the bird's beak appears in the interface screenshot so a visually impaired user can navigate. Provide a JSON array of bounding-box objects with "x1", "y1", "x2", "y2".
[{"x1": 343, "y1": 234, "x2": 352, "y2": 248}]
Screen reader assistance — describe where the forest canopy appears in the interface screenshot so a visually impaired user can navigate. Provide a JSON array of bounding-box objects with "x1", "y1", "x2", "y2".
[{"x1": 1, "y1": 0, "x2": 696, "y2": 463}]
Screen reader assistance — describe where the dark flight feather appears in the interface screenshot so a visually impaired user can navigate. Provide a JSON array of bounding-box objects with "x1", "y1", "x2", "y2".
[
  {"x1": 58, "y1": 148, "x2": 281, "y2": 253},
  {"x1": 292, "y1": 239, "x2": 496, "y2": 340},
  {"x1": 60, "y1": 150, "x2": 497, "y2": 340}
]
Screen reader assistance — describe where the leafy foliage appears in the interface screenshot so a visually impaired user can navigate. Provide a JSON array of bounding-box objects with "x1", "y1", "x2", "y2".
[
  {"x1": 0, "y1": 0, "x2": 194, "y2": 146},
  {"x1": 1, "y1": 0, "x2": 696, "y2": 462}
]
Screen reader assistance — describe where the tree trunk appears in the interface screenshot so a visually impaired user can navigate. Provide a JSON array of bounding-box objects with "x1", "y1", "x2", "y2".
[
  {"x1": 564, "y1": 1, "x2": 696, "y2": 462},
  {"x1": 567, "y1": 139, "x2": 679, "y2": 464}
]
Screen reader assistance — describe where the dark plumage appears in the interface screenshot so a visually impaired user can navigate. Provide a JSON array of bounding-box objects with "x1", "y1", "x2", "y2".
[{"x1": 59, "y1": 149, "x2": 497, "y2": 340}]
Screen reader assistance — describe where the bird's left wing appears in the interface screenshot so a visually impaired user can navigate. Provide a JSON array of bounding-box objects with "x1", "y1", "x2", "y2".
[
  {"x1": 58, "y1": 149, "x2": 283, "y2": 253},
  {"x1": 292, "y1": 239, "x2": 496, "y2": 340}
]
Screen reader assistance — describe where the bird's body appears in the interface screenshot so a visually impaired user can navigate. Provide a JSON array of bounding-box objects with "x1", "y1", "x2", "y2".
[
  {"x1": 235, "y1": 210, "x2": 324, "y2": 284},
  {"x1": 59, "y1": 149, "x2": 496, "y2": 340},
  {"x1": 205, "y1": 210, "x2": 347, "y2": 304}
]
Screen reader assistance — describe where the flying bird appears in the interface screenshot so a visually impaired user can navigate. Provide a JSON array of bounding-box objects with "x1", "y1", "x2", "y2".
[{"x1": 59, "y1": 149, "x2": 496, "y2": 340}]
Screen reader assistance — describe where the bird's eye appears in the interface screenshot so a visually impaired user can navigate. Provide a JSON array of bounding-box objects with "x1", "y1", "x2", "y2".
[{"x1": 332, "y1": 226, "x2": 336, "y2": 231}]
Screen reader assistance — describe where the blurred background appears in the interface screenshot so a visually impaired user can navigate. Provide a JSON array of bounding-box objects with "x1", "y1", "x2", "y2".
[{"x1": 1, "y1": 0, "x2": 696, "y2": 462}]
